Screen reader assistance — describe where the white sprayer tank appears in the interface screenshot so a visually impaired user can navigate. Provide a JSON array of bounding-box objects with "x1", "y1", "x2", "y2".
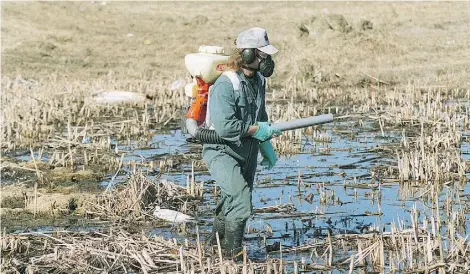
[{"x1": 185, "y1": 45, "x2": 229, "y2": 84}]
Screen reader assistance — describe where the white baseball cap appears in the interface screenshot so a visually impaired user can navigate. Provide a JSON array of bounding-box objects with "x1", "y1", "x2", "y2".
[{"x1": 236, "y1": 27, "x2": 278, "y2": 55}]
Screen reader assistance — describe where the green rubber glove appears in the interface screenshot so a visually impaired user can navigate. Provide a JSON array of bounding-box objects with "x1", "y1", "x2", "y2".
[
  {"x1": 252, "y1": 122, "x2": 281, "y2": 142},
  {"x1": 259, "y1": 140, "x2": 277, "y2": 170}
]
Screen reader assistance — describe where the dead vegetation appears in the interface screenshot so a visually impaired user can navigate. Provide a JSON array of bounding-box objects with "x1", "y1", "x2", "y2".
[
  {"x1": 1, "y1": 76, "x2": 186, "y2": 151},
  {"x1": 85, "y1": 172, "x2": 201, "y2": 222},
  {"x1": 2, "y1": 2, "x2": 469, "y2": 88},
  {"x1": 1, "y1": 210, "x2": 468, "y2": 273},
  {"x1": 1, "y1": 2, "x2": 469, "y2": 273}
]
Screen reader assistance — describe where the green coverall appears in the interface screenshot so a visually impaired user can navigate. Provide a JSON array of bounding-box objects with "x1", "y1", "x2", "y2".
[{"x1": 203, "y1": 70, "x2": 268, "y2": 257}]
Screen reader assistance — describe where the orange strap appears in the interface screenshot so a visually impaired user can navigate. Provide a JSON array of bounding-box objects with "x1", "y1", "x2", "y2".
[{"x1": 185, "y1": 77, "x2": 212, "y2": 125}]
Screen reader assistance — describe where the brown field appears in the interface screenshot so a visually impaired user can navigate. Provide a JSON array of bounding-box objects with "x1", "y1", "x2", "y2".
[
  {"x1": 2, "y1": 1, "x2": 470, "y2": 87},
  {"x1": 1, "y1": 1, "x2": 470, "y2": 273}
]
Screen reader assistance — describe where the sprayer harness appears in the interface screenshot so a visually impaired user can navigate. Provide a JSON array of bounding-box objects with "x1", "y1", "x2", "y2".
[{"x1": 187, "y1": 71, "x2": 264, "y2": 144}]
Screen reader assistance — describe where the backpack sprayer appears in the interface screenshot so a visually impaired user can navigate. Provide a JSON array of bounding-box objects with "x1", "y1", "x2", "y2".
[
  {"x1": 183, "y1": 45, "x2": 229, "y2": 143},
  {"x1": 183, "y1": 45, "x2": 334, "y2": 144}
]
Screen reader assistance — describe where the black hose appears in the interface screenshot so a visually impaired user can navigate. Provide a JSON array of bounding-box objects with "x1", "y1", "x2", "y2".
[
  {"x1": 185, "y1": 117, "x2": 228, "y2": 144},
  {"x1": 194, "y1": 128, "x2": 227, "y2": 144}
]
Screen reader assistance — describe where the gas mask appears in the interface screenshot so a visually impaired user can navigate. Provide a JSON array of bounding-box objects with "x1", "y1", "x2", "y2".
[
  {"x1": 258, "y1": 54, "x2": 275, "y2": 77},
  {"x1": 241, "y1": 49, "x2": 275, "y2": 77}
]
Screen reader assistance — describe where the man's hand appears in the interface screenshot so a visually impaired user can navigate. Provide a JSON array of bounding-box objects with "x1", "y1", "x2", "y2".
[{"x1": 252, "y1": 122, "x2": 281, "y2": 142}]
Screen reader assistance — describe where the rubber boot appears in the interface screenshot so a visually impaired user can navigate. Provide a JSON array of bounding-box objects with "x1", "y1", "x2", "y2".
[
  {"x1": 206, "y1": 200, "x2": 226, "y2": 247},
  {"x1": 207, "y1": 214, "x2": 225, "y2": 246},
  {"x1": 223, "y1": 219, "x2": 247, "y2": 262}
]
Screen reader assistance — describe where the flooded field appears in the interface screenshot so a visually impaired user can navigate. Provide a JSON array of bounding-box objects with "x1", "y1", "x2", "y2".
[
  {"x1": 118, "y1": 118, "x2": 470, "y2": 268},
  {"x1": 5, "y1": 113, "x2": 468, "y2": 273},
  {"x1": 2, "y1": 1, "x2": 470, "y2": 273}
]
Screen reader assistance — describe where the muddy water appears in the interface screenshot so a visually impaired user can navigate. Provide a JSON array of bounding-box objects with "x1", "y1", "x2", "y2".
[
  {"x1": 9, "y1": 118, "x2": 469, "y2": 270},
  {"x1": 107, "y1": 120, "x2": 470, "y2": 265}
]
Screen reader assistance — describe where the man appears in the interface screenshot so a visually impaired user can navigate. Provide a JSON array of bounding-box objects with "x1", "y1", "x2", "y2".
[{"x1": 203, "y1": 27, "x2": 281, "y2": 260}]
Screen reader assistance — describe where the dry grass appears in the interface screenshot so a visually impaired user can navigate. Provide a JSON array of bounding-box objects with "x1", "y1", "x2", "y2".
[
  {"x1": 1, "y1": 76, "x2": 185, "y2": 150},
  {"x1": 0, "y1": 181, "x2": 98, "y2": 216},
  {"x1": 2, "y1": 2, "x2": 469, "y2": 155},
  {"x1": 2, "y1": 2, "x2": 469, "y2": 87},
  {"x1": 1, "y1": 227, "x2": 279, "y2": 274},
  {"x1": 1, "y1": 210, "x2": 468, "y2": 273},
  {"x1": 1, "y1": 2, "x2": 470, "y2": 273},
  {"x1": 84, "y1": 172, "x2": 200, "y2": 221},
  {"x1": 1, "y1": 171, "x2": 469, "y2": 272}
]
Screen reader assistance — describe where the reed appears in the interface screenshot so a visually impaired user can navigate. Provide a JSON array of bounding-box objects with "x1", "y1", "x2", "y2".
[
  {"x1": 2, "y1": 3, "x2": 470, "y2": 273},
  {"x1": 84, "y1": 172, "x2": 196, "y2": 221}
]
